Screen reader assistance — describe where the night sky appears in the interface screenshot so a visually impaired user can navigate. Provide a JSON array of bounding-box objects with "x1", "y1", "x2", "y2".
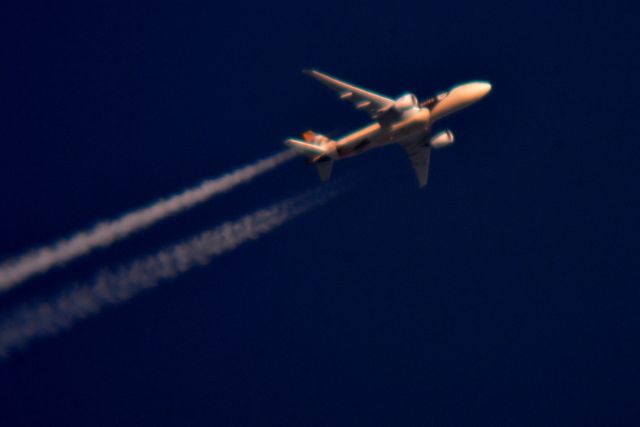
[{"x1": 1, "y1": 1, "x2": 639, "y2": 425}]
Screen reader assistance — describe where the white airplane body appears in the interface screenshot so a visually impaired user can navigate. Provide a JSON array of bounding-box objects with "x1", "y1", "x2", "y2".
[{"x1": 285, "y1": 70, "x2": 491, "y2": 187}]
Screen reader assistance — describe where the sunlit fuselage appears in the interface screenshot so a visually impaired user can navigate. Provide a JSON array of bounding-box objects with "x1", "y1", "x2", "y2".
[
  {"x1": 330, "y1": 81, "x2": 491, "y2": 159},
  {"x1": 284, "y1": 70, "x2": 492, "y2": 186},
  {"x1": 334, "y1": 108, "x2": 431, "y2": 159}
]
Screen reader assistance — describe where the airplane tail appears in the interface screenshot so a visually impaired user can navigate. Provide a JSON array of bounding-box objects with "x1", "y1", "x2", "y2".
[
  {"x1": 313, "y1": 156, "x2": 334, "y2": 181},
  {"x1": 284, "y1": 130, "x2": 336, "y2": 181}
]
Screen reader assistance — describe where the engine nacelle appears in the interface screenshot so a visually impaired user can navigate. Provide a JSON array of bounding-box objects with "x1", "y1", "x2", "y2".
[
  {"x1": 430, "y1": 130, "x2": 454, "y2": 149},
  {"x1": 394, "y1": 93, "x2": 418, "y2": 111}
]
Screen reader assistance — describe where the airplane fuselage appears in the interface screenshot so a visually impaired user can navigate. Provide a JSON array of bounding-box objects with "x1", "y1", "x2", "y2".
[
  {"x1": 284, "y1": 69, "x2": 491, "y2": 186},
  {"x1": 334, "y1": 107, "x2": 432, "y2": 159}
]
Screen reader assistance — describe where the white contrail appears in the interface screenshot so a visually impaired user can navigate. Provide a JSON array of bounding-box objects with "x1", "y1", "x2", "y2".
[
  {"x1": 0, "y1": 187, "x2": 338, "y2": 358},
  {"x1": 0, "y1": 150, "x2": 296, "y2": 293}
]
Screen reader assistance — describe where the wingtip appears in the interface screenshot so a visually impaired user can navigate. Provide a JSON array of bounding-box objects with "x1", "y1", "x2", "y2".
[{"x1": 303, "y1": 69, "x2": 331, "y2": 80}]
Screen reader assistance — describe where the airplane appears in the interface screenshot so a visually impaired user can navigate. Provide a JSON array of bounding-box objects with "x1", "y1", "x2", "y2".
[{"x1": 284, "y1": 70, "x2": 492, "y2": 187}]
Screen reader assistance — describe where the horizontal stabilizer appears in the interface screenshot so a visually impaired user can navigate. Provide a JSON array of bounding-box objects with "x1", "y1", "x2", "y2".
[
  {"x1": 315, "y1": 157, "x2": 334, "y2": 181},
  {"x1": 284, "y1": 138, "x2": 326, "y2": 158}
]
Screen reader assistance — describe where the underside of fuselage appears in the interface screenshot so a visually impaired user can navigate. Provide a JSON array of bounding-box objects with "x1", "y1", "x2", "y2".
[
  {"x1": 335, "y1": 109, "x2": 431, "y2": 159},
  {"x1": 284, "y1": 69, "x2": 491, "y2": 187}
]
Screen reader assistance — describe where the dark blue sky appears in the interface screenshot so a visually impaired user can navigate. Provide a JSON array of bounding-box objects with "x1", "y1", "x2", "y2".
[{"x1": 1, "y1": 1, "x2": 639, "y2": 425}]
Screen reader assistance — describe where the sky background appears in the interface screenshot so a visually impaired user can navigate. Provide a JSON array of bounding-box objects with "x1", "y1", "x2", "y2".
[{"x1": 0, "y1": 1, "x2": 639, "y2": 425}]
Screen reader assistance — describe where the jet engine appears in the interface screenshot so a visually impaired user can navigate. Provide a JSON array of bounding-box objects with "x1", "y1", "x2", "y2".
[
  {"x1": 430, "y1": 130, "x2": 454, "y2": 149},
  {"x1": 394, "y1": 93, "x2": 418, "y2": 111}
]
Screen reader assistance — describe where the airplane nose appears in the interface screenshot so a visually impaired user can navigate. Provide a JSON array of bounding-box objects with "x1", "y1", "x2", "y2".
[
  {"x1": 429, "y1": 81, "x2": 492, "y2": 122},
  {"x1": 475, "y1": 82, "x2": 492, "y2": 98}
]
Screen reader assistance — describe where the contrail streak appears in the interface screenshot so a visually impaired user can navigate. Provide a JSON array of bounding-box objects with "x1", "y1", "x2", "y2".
[
  {"x1": 0, "y1": 186, "x2": 338, "y2": 359},
  {"x1": 0, "y1": 150, "x2": 296, "y2": 293}
]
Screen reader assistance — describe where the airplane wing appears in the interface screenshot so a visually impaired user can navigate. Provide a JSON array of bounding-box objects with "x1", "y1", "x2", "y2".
[
  {"x1": 304, "y1": 70, "x2": 394, "y2": 120},
  {"x1": 401, "y1": 143, "x2": 431, "y2": 187}
]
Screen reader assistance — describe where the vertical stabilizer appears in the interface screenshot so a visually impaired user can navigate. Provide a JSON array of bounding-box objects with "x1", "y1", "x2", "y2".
[{"x1": 284, "y1": 130, "x2": 336, "y2": 182}]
